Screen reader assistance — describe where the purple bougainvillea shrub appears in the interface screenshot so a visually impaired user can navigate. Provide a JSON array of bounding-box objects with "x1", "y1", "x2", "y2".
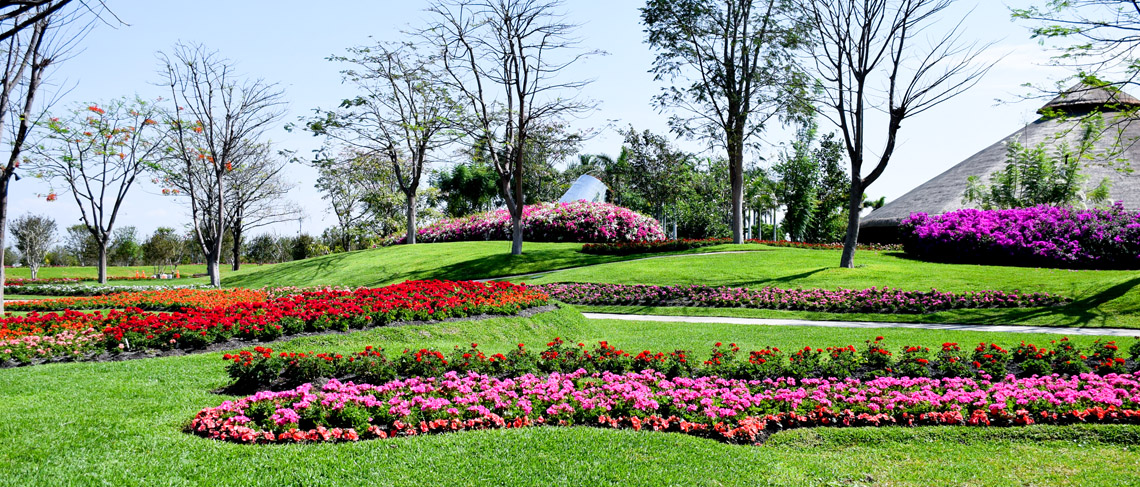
[
  {"x1": 900, "y1": 203, "x2": 1140, "y2": 269},
  {"x1": 388, "y1": 201, "x2": 665, "y2": 244}
]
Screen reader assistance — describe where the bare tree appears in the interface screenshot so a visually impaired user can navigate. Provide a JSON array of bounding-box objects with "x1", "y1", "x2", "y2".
[
  {"x1": 802, "y1": 0, "x2": 994, "y2": 267},
  {"x1": 425, "y1": 0, "x2": 599, "y2": 255},
  {"x1": 641, "y1": 0, "x2": 812, "y2": 244},
  {"x1": 31, "y1": 97, "x2": 165, "y2": 283},
  {"x1": 224, "y1": 142, "x2": 300, "y2": 271},
  {"x1": 0, "y1": 3, "x2": 90, "y2": 312},
  {"x1": 308, "y1": 42, "x2": 458, "y2": 245},
  {"x1": 155, "y1": 43, "x2": 286, "y2": 286},
  {"x1": 11, "y1": 213, "x2": 55, "y2": 279}
]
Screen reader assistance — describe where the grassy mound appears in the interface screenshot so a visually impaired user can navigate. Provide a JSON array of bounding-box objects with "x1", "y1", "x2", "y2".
[{"x1": 221, "y1": 241, "x2": 764, "y2": 289}]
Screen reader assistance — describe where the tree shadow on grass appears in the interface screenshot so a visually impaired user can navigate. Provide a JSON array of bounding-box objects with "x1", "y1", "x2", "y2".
[
  {"x1": 737, "y1": 268, "x2": 830, "y2": 288},
  {"x1": 224, "y1": 253, "x2": 352, "y2": 288},
  {"x1": 947, "y1": 276, "x2": 1140, "y2": 328},
  {"x1": 424, "y1": 249, "x2": 609, "y2": 282}
]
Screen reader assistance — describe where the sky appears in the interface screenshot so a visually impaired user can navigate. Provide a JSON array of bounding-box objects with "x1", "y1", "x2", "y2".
[{"x1": 5, "y1": 0, "x2": 1077, "y2": 242}]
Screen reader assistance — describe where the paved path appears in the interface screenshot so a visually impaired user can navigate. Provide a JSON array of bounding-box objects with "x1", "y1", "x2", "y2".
[
  {"x1": 475, "y1": 250, "x2": 766, "y2": 283},
  {"x1": 583, "y1": 312, "x2": 1140, "y2": 337}
]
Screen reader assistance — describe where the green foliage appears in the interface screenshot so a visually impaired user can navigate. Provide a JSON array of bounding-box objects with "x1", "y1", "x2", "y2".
[
  {"x1": 108, "y1": 226, "x2": 142, "y2": 266},
  {"x1": 11, "y1": 214, "x2": 56, "y2": 279},
  {"x1": 141, "y1": 227, "x2": 184, "y2": 275},
  {"x1": 774, "y1": 123, "x2": 851, "y2": 243},
  {"x1": 291, "y1": 234, "x2": 317, "y2": 261},
  {"x1": 964, "y1": 117, "x2": 1113, "y2": 209},
  {"x1": 432, "y1": 162, "x2": 500, "y2": 218},
  {"x1": 62, "y1": 224, "x2": 98, "y2": 266}
]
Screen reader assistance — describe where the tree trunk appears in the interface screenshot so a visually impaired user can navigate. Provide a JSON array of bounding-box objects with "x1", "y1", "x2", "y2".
[
  {"x1": 729, "y1": 141, "x2": 744, "y2": 244},
  {"x1": 97, "y1": 242, "x2": 108, "y2": 284},
  {"x1": 231, "y1": 224, "x2": 242, "y2": 272},
  {"x1": 405, "y1": 192, "x2": 417, "y2": 245},
  {"x1": 510, "y1": 213, "x2": 523, "y2": 255},
  {"x1": 840, "y1": 182, "x2": 863, "y2": 268},
  {"x1": 206, "y1": 251, "x2": 221, "y2": 287},
  {"x1": 0, "y1": 177, "x2": 7, "y2": 315}
]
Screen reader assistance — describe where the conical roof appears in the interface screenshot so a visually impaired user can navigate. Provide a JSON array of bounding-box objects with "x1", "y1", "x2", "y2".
[
  {"x1": 861, "y1": 85, "x2": 1140, "y2": 232},
  {"x1": 1038, "y1": 82, "x2": 1140, "y2": 115}
]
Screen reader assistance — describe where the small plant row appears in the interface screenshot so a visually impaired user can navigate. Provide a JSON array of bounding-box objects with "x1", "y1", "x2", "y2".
[
  {"x1": 190, "y1": 370, "x2": 1140, "y2": 445},
  {"x1": 4, "y1": 274, "x2": 156, "y2": 286},
  {"x1": 6, "y1": 288, "x2": 269, "y2": 312},
  {"x1": 222, "y1": 336, "x2": 1140, "y2": 392},
  {"x1": 580, "y1": 239, "x2": 901, "y2": 255},
  {"x1": 3, "y1": 283, "x2": 209, "y2": 298},
  {"x1": 0, "y1": 281, "x2": 547, "y2": 365},
  {"x1": 536, "y1": 282, "x2": 1068, "y2": 314}
]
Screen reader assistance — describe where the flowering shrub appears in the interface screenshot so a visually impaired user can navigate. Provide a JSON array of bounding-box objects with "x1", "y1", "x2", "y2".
[
  {"x1": 385, "y1": 201, "x2": 665, "y2": 245},
  {"x1": 580, "y1": 239, "x2": 901, "y2": 255},
  {"x1": 537, "y1": 282, "x2": 1068, "y2": 314},
  {"x1": 190, "y1": 370, "x2": 1140, "y2": 445},
  {"x1": 900, "y1": 203, "x2": 1140, "y2": 269},
  {"x1": 221, "y1": 336, "x2": 1140, "y2": 391},
  {"x1": 0, "y1": 281, "x2": 547, "y2": 365},
  {"x1": 6, "y1": 288, "x2": 268, "y2": 312}
]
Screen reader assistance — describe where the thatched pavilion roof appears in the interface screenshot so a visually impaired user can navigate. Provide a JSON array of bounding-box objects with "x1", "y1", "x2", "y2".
[{"x1": 860, "y1": 84, "x2": 1140, "y2": 239}]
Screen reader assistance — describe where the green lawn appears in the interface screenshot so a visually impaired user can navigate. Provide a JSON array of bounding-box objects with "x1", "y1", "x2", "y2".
[
  {"x1": 2, "y1": 306, "x2": 1138, "y2": 486},
  {"x1": 517, "y1": 247, "x2": 1140, "y2": 329},
  {"x1": 222, "y1": 241, "x2": 768, "y2": 289}
]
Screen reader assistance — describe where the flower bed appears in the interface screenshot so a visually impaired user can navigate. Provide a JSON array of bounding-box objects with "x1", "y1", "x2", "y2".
[
  {"x1": 0, "y1": 281, "x2": 547, "y2": 365},
  {"x1": 6, "y1": 288, "x2": 268, "y2": 312},
  {"x1": 223, "y1": 336, "x2": 1140, "y2": 392},
  {"x1": 536, "y1": 283, "x2": 1068, "y2": 314},
  {"x1": 580, "y1": 239, "x2": 902, "y2": 255},
  {"x1": 190, "y1": 370, "x2": 1140, "y2": 445},
  {"x1": 900, "y1": 203, "x2": 1140, "y2": 269},
  {"x1": 385, "y1": 201, "x2": 665, "y2": 245},
  {"x1": 2, "y1": 284, "x2": 208, "y2": 297},
  {"x1": 4, "y1": 274, "x2": 157, "y2": 286}
]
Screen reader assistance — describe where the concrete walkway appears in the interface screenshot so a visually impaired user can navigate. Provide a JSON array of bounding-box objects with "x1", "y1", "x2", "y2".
[
  {"x1": 475, "y1": 250, "x2": 766, "y2": 283},
  {"x1": 583, "y1": 312, "x2": 1140, "y2": 337}
]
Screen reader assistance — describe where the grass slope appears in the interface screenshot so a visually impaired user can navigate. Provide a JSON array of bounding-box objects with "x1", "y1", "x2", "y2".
[
  {"x1": 520, "y1": 247, "x2": 1140, "y2": 329},
  {"x1": 3, "y1": 307, "x2": 1139, "y2": 486},
  {"x1": 222, "y1": 241, "x2": 767, "y2": 289}
]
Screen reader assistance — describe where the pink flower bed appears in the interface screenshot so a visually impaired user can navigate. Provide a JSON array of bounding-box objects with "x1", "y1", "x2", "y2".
[
  {"x1": 190, "y1": 370, "x2": 1140, "y2": 445},
  {"x1": 386, "y1": 201, "x2": 665, "y2": 244}
]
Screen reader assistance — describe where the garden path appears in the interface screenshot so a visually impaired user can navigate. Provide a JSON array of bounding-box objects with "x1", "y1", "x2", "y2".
[{"x1": 583, "y1": 312, "x2": 1140, "y2": 337}]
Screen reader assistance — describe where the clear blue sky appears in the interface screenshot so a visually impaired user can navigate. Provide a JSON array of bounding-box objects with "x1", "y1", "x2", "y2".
[{"x1": 7, "y1": 0, "x2": 1074, "y2": 241}]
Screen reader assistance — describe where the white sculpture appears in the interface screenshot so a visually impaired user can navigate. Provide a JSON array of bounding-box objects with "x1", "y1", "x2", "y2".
[{"x1": 558, "y1": 174, "x2": 607, "y2": 203}]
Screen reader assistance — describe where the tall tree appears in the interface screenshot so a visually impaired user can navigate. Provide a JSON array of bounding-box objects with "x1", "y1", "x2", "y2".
[
  {"x1": 0, "y1": 4, "x2": 79, "y2": 312},
  {"x1": 308, "y1": 42, "x2": 458, "y2": 245},
  {"x1": 155, "y1": 43, "x2": 286, "y2": 286},
  {"x1": 802, "y1": 0, "x2": 994, "y2": 267},
  {"x1": 32, "y1": 97, "x2": 164, "y2": 283},
  {"x1": 313, "y1": 146, "x2": 404, "y2": 251},
  {"x1": 11, "y1": 213, "x2": 55, "y2": 279},
  {"x1": 426, "y1": 0, "x2": 599, "y2": 255},
  {"x1": 223, "y1": 143, "x2": 300, "y2": 271},
  {"x1": 642, "y1": 0, "x2": 812, "y2": 244}
]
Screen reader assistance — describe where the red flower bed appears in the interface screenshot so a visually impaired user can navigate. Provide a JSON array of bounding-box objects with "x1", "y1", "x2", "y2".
[{"x1": 0, "y1": 281, "x2": 547, "y2": 364}]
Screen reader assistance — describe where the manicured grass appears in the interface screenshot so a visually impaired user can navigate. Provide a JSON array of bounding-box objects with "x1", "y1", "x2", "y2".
[
  {"x1": 2, "y1": 307, "x2": 1138, "y2": 485},
  {"x1": 222, "y1": 241, "x2": 767, "y2": 289},
  {"x1": 519, "y1": 247, "x2": 1140, "y2": 329}
]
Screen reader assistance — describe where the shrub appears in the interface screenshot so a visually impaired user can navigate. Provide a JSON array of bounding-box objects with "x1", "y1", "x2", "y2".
[
  {"x1": 900, "y1": 203, "x2": 1140, "y2": 269},
  {"x1": 386, "y1": 201, "x2": 665, "y2": 244}
]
